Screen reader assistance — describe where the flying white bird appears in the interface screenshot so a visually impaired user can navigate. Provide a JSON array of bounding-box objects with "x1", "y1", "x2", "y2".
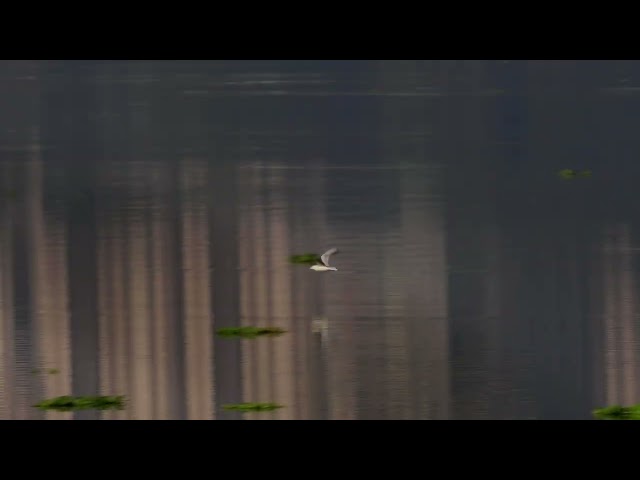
[{"x1": 310, "y1": 247, "x2": 339, "y2": 272}]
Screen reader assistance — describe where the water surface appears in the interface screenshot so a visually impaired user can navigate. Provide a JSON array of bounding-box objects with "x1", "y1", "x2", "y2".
[{"x1": 1, "y1": 60, "x2": 640, "y2": 419}]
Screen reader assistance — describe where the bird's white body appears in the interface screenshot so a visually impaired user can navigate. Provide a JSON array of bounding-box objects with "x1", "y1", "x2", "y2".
[
  {"x1": 311, "y1": 247, "x2": 339, "y2": 272},
  {"x1": 310, "y1": 265, "x2": 337, "y2": 272}
]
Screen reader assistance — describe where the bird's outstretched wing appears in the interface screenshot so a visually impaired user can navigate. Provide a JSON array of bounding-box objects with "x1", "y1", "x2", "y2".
[{"x1": 320, "y1": 247, "x2": 338, "y2": 267}]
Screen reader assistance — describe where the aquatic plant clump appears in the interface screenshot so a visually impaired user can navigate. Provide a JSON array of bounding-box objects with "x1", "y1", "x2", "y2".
[
  {"x1": 216, "y1": 326, "x2": 286, "y2": 339},
  {"x1": 558, "y1": 169, "x2": 592, "y2": 179},
  {"x1": 223, "y1": 402, "x2": 284, "y2": 412},
  {"x1": 593, "y1": 404, "x2": 640, "y2": 420},
  {"x1": 33, "y1": 395, "x2": 126, "y2": 412},
  {"x1": 31, "y1": 368, "x2": 60, "y2": 375},
  {"x1": 289, "y1": 253, "x2": 321, "y2": 266}
]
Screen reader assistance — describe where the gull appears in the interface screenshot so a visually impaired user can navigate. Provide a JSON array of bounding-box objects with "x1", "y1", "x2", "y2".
[{"x1": 310, "y1": 247, "x2": 339, "y2": 272}]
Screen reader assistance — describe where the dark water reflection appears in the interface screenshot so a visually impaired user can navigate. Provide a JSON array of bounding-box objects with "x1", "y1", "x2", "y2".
[{"x1": 1, "y1": 60, "x2": 640, "y2": 419}]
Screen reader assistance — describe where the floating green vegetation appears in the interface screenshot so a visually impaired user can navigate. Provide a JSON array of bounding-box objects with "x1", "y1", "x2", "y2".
[
  {"x1": 289, "y1": 253, "x2": 321, "y2": 266},
  {"x1": 216, "y1": 326, "x2": 287, "y2": 339},
  {"x1": 223, "y1": 402, "x2": 284, "y2": 413},
  {"x1": 33, "y1": 395, "x2": 126, "y2": 412},
  {"x1": 593, "y1": 404, "x2": 640, "y2": 420},
  {"x1": 558, "y1": 169, "x2": 592, "y2": 179},
  {"x1": 31, "y1": 368, "x2": 60, "y2": 375}
]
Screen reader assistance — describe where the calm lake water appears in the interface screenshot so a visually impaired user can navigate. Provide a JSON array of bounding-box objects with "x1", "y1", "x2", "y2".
[{"x1": 1, "y1": 60, "x2": 640, "y2": 419}]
